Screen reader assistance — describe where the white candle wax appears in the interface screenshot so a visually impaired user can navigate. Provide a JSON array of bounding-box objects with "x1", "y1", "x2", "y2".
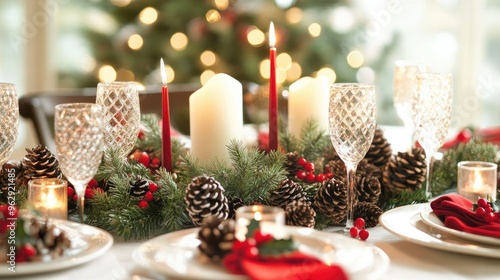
[
  {"x1": 189, "y1": 73, "x2": 243, "y2": 165},
  {"x1": 288, "y1": 76, "x2": 330, "y2": 138}
]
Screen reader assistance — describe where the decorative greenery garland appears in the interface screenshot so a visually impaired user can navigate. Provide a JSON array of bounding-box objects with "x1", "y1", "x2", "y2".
[{"x1": 2, "y1": 114, "x2": 498, "y2": 241}]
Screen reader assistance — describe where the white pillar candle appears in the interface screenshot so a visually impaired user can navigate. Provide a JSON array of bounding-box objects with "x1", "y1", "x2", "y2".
[
  {"x1": 288, "y1": 76, "x2": 330, "y2": 138},
  {"x1": 189, "y1": 73, "x2": 243, "y2": 165}
]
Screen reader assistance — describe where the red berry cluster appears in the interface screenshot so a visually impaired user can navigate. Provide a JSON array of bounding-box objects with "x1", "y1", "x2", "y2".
[
  {"x1": 475, "y1": 198, "x2": 499, "y2": 223},
  {"x1": 349, "y1": 218, "x2": 369, "y2": 241},
  {"x1": 295, "y1": 158, "x2": 333, "y2": 183},
  {"x1": 130, "y1": 150, "x2": 160, "y2": 170},
  {"x1": 224, "y1": 229, "x2": 273, "y2": 274},
  {"x1": 67, "y1": 178, "x2": 104, "y2": 202},
  {"x1": 138, "y1": 182, "x2": 159, "y2": 209},
  {"x1": 0, "y1": 204, "x2": 18, "y2": 232}
]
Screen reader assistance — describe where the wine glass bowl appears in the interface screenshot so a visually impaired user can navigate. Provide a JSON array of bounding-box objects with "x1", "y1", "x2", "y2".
[
  {"x1": 0, "y1": 83, "x2": 19, "y2": 167},
  {"x1": 55, "y1": 103, "x2": 104, "y2": 222},
  {"x1": 393, "y1": 62, "x2": 427, "y2": 151},
  {"x1": 413, "y1": 73, "x2": 453, "y2": 198},
  {"x1": 96, "y1": 82, "x2": 140, "y2": 158},
  {"x1": 329, "y1": 83, "x2": 376, "y2": 231}
]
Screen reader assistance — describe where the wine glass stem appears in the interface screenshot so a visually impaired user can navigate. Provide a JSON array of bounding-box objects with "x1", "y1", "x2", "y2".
[
  {"x1": 424, "y1": 152, "x2": 433, "y2": 199},
  {"x1": 74, "y1": 183, "x2": 86, "y2": 223},
  {"x1": 344, "y1": 163, "x2": 358, "y2": 233}
]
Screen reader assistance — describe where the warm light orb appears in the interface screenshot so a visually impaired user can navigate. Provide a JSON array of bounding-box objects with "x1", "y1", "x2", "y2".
[
  {"x1": 285, "y1": 7, "x2": 303, "y2": 24},
  {"x1": 98, "y1": 65, "x2": 117, "y2": 82},
  {"x1": 308, "y1": 23, "x2": 321, "y2": 37},
  {"x1": 356, "y1": 66, "x2": 375, "y2": 83},
  {"x1": 260, "y1": 59, "x2": 270, "y2": 79},
  {"x1": 277, "y1": 53, "x2": 292, "y2": 70},
  {"x1": 277, "y1": 68, "x2": 287, "y2": 84},
  {"x1": 166, "y1": 65, "x2": 175, "y2": 83},
  {"x1": 247, "y1": 27, "x2": 265, "y2": 46},
  {"x1": 200, "y1": 70, "x2": 216, "y2": 85},
  {"x1": 206, "y1": 9, "x2": 221, "y2": 23},
  {"x1": 347, "y1": 50, "x2": 364, "y2": 68},
  {"x1": 111, "y1": 0, "x2": 131, "y2": 7},
  {"x1": 128, "y1": 34, "x2": 144, "y2": 50},
  {"x1": 170, "y1": 32, "x2": 188, "y2": 51},
  {"x1": 214, "y1": 0, "x2": 229, "y2": 10},
  {"x1": 317, "y1": 67, "x2": 336, "y2": 82},
  {"x1": 200, "y1": 50, "x2": 217, "y2": 66},
  {"x1": 286, "y1": 62, "x2": 302, "y2": 82},
  {"x1": 139, "y1": 7, "x2": 158, "y2": 25},
  {"x1": 117, "y1": 68, "x2": 135, "y2": 81}
]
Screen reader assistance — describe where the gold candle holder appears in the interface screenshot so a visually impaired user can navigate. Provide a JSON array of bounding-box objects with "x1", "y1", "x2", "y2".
[
  {"x1": 28, "y1": 178, "x2": 68, "y2": 220},
  {"x1": 457, "y1": 161, "x2": 497, "y2": 201},
  {"x1": 235, "y1": 205, "x2": 285, "y2": 241}
]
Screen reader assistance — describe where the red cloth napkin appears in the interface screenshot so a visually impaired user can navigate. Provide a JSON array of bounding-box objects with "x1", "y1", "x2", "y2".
[
  {"x1": 430, "y1": 194, "x2": 500, "y2": 238},
  {"x1": 224, "y1": 251, "x2": 349, "y2": 280}
]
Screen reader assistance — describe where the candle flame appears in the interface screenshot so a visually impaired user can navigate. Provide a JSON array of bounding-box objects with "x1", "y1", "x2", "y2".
[
  {"x1": 472, "y1": 170, "x2": 483, "y2": 191},
  {"x1": 254, "y1": 211, "x2": 262, "y2": 221},
  {"x1": 269, "y1": 22, "x2": 276, "y2": 48},
  {"x1": 160, "y1": 58, "x2": 168, "y2": 85},
  {"x1": 43, "y1": 188, "x2": 59, "y2": 209}
]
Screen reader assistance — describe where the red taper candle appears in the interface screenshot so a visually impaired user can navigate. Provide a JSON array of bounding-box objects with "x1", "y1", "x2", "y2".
[
  {"x1": 160, "y1": 58, "x2": 173, "y2": 172},
  {"x1": 268, "y1": 22, "x2": 278, "y2": 151}
]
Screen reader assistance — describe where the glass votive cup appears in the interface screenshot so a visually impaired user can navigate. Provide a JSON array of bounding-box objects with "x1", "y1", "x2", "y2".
[
  {"x1": 235, "y1": 205, "x2": 285, "y2": 241},
  {"x1": 457, "y1": 161, "x2": 497, "y2": 202},
  {"x1": 28, "y1": 178, "x2": 68, "y2": 220}
]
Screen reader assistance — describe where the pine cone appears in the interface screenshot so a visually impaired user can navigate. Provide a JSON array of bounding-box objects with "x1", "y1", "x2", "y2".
[
  {"x1": 356, "y1": 174, "x2": 381, "y2": 204},
  {"x1": 0, "y1": 160, "x2": 23, "y2": 193},
  {"x1": 228, "y1": 197, "x2": 245, "y2": 219},
  {"x1": 382, "y1": 148, "x2": 426, "y2": 194},
  {"x1": 129, "y1": 176, "x2": 150, "y2": 197},
  {"x1": 269, "y1": 179, "x2": 309, "y2": 209},
  {"x1": 28, "y1": 217, "x2": 72, "y2": 260},
  {"x1": 353, "y1": 202, "x2": 383, "y2": 228},
  {"x1": 284, "y1": 151, "x2": 300, "y2": 178},
  {"x1": 198, "y1": 216, "x2": 235, "y2": 262},
  {"x1": 326, "y1": 159, "x2": 381, "y2": 181},
  {"x1": 185, "y1": 175, "x2": 229, "y2": 226},
  {"x1": 364, "y1": 128, "x2": 392, "y2": 170},
  {"x1": 285, "y1": 200, "x2": 316, "y2": 228},
  {"x1": 313, "y1": 178, "x2": 357, "y2": 225},
  {"x1": 22, "y1": 145, "x2": 62, "y2": 186}
]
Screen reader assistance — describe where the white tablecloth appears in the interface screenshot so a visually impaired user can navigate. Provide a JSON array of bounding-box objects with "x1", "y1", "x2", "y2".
[{"x1": 7, "y1": 224, "x2": 500, "y2": 280}]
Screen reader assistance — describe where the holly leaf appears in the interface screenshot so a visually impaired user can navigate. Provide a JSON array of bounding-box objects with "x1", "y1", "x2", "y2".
[
  {"x1": 246, "y1": 219, "x2": 260, "y2": 239},
  {"x1": 258, "y1": 238, "x2": 298, "y2": 257}
]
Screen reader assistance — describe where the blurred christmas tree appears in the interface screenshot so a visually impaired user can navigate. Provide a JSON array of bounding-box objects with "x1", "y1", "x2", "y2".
[{"x1": 57, "y1": 0, "x2": 397, "y2": 88}]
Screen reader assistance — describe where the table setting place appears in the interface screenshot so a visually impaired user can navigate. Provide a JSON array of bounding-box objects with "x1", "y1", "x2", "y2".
[{"x1": 2, "y1": 23, "x2": 500, "y2": 280}]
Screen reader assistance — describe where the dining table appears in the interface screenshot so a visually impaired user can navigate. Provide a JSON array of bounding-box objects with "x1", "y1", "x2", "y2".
[
  {"x1": 6, "y1": 205, "x2": 500, "y2": 280},
  {"x1": 6, "y1": 126, "x2": 500, "y2": 280}
]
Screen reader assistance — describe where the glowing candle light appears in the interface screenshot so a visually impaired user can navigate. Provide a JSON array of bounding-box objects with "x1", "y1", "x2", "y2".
[{"x1": 160, "y1": 58, "x2": 173, "y2": 172}]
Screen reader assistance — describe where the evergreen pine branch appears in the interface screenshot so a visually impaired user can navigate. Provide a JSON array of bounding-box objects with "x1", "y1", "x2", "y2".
[
  {"x1": 279, "y1": 117, "x2": 330, "y2": 161},
  {"x1": 156, "y1": 168, "x2": 191, "y2": 231},
  {"x1": 279, "y1": 121, "x2": 299, "y2": 153},
  {"x1": 378, "y1": 188, "x2": 428, "y2": 211},
  {"x1": 137, "y1": 114, "x2": 162, "y2": 154},
  {"x1": 431, "y1": 139, "x2": 498, "y2": 195}
]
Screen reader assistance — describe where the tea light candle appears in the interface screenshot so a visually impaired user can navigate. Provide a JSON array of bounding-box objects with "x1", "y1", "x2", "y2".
[
  {"x1": 235, "y1": 205, "x2": 285, "y2": 241},
  {"x1": 28, "y1": 178, "x2": 68, "y2": 219},
  {"x1": 457, "y1": 161, "x2": 497, "y2": 201}
]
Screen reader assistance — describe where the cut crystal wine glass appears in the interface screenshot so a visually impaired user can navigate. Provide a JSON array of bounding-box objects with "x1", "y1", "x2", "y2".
[
  {"x1": 0, "y1": 83, "x2": 19, "y2": 167},
  {"x1": 55, "y1": 103, "x2": 104, "y2": 223},
  {"x1": 96, "y1": 82, "x2": 140, "y2": 158},
  {"x1": 329, "y1": 83, "x2": 376, "y2": 232},
  {"x1": 412, "y1": 73, "x2": 453, "y2": 198},
  {"x1": 393, "y1": 62, "x2": 426, "y2": 151}
]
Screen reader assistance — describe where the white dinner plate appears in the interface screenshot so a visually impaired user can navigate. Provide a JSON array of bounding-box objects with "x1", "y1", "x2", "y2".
[
  {"x1": 133, "y1": 226, "x2": 389, "y2": 280},
  {"x1": 0, "y1": 218, "x2": 113, "y2": 275},
  {"x1": 380, "y1": 203, "x2": 500, "y2": 258},
  {"x1": 420, "y1": 208, "x2": 500, "y2": 246}
]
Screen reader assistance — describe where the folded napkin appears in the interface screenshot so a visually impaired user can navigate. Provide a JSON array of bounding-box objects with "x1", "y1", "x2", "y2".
[
  {"x1": 224, "y1": 251, "x2": 349, "y2": 280},
  {"x1": 430, "y1": 194, "x2": 500, "y2": 238}
]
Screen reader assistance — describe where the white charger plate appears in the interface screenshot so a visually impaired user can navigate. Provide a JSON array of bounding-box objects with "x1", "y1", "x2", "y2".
[
  {"x1": 420, "y1": 208, "x2": 500, "y2": 246},
  {"x1": 133, "y1": 226, "x2": 389, "y2": 280},
  {"x1": 380, "y1": 203, "x2": 500, "y2": 258},
  {"x1": 0, "y1": 219, "x2": 113, "y2": 275}
]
